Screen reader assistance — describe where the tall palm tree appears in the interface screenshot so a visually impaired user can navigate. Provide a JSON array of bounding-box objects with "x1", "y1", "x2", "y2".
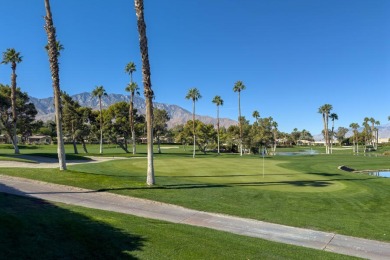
[
  {"x1": 134, "y1": 0, "x2": 155, "y2": 185},
  {"x1": 1, "y1": 48, "x2": 22, "y2": 154},
  {"x1": 374, "y1": 120, "x2": 380, "y2": 150},
  {"x1": 233, "y1": 81, "x2": 246, "y2": 156},
  {"x1": 349, "y1": 123, "x2": 360, "y2": 154},
  {"x1": 318, "y1": 104, "x2": 333, "y2": 154},
  {"x1": 125, "y1": 62, "x2": 136, "y2": 83},
  {"x1": 212, "y1": 95, "x2": 223, "y2": 155},
  {"x1": 329, "y1": 113, "x2": 338, "y2": 154},
  {"x1": 44, "y1": 0, "x2": 66, "y2": 170},
  {"x1": 362, "y1": 117, "x2": 371, "y2": 150},
  {"x1": 125, "y1": 82, "x2": 140, "y2": 154},
  {"x1": 92, "y1": 85, "x2": 107, "y2": 154},
  {"x1": 186, "y1": 88, "x2": 202, "y2": 158}
]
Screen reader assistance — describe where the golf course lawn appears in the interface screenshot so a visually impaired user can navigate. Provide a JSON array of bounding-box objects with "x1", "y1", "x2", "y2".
[
  {"x1": 1, "y1": 145, "x2": 389, "y2": 243},
  {"x1": 0, "y1": 193, "x2": 356, "y2": 259}
]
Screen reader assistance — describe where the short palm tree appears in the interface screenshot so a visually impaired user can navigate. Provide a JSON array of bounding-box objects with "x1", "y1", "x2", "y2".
[
  {"x1": 186, "y1": 88, "x2": 202, "y2": 158},
  {"x1": 92, "y1": 85, "x2": 107, "y2": 154},
  {"x1": 44, "y1": 0, "x2": 66, "y2": 170},
  {"x1": 125, "y1": 62, "x2": 136, "y2": 83},
  {"x1": 1, "y1": 48, "x2": 22, "y2": 154},
  {"x1": 252, "y1": 110, "x2": 260, "y2": 121},
  {"x1": 135, "y1": 0, "x2": 155, "y2": 185},
  {"x1": 125, "y1": 82, "x2": 140, "y2": 154},
  {"x1": 233, "y1": 81, "x2": 246, "y2": 156},
  {"x1": 212, "y1": 95, "x2": 223, "y2": 155}
]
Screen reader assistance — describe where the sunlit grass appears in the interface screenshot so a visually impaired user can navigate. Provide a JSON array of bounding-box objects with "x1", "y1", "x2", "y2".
[{"x1": 1, "y1": 145, "x2": 389, "y2": 241}]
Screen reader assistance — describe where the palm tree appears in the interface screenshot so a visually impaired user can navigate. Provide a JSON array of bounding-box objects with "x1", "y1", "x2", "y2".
[
  {"x1": 374, "y1": 120, "x2": 380, "y2": 150},
  {"x1": 44, "y1": 0, "x2": 66, "y2": 170},
  {"x1": 92, "y1": 85, "x2": 107, "y2": 154},
  {"x1": 252, "y1": 110, "x2": 260, "y2": 121},
  {"x1": 125, "y1": 62, "x2": 136, "y2": 83},
  {"x1": 233, "y1": 81, "x2": 246, "y2": 156},
  {"x1": 318, "y1": 104, "x2": 333, "y2": 154},
  {"x1": 212, "y1": 95, "x2": 223, "y2": 155},
  {"x1": 125, "y1": 82, "x2": 140, "y2": 154},
  {"x1": 271, "y1": 120, "x2": 278, "y2": 154},
  {"x1": 186, "y1": 88, "x2": 202, "y2": 158},
  {"x1": 349, "y1": 123, "x2": 360, "y2": 154},
  {"x1": 362, "y1": 117, "x2": 371, "y2": 150},
  {"x1": 1, "y1": 48, "x2": 22, "y2": 154},
  {"x1": 329, "y1": 113, "x2": 338, "y2": 154},
  {"x1": 45, "y1": 41, "x2": 64, "y2": 56},
  {"x1": 134, "y1": 0, "x2": 155, "y2": 185}
]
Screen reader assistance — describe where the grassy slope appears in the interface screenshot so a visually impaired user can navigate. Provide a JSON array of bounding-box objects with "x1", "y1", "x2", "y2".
[{"x1": 0, "y1": 193, "x2": 356, "y2": 259}]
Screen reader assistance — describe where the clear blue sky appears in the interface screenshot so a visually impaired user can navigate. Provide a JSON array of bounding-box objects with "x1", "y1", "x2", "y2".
[{"x1": 0, "y1": 0, "x2": 389, "y2": 134}]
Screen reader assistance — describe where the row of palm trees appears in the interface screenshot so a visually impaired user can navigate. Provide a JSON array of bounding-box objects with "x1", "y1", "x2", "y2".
[
  {"x1": 318, "y1": 104, "x2": 340, "y2": 154},
  {"x1": 319, "y1": 102, "x2": 386, "y2": 154},
  {"x1": 1, "y1": 1, "x2": 155, "y2": 183},
  {"x1": 91, "y1": 62, "x2": 140, "y2": 156},
  {"x1": 185, "y1": 81, "x2": 246, "y2": 158}
]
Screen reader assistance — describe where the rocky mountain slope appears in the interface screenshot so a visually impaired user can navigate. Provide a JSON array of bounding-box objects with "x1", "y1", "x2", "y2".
[{"x1": 30, "y1": 92, "x2": 237, "y2": 129}]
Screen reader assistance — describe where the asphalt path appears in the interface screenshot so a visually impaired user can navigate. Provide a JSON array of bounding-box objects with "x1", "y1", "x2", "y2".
[
  {"x1": 0, "y1": 155, "x2": 129, "y2": 168},
  {"x1": 0, "y1": 158, "x2": 389, "y2": 259}
]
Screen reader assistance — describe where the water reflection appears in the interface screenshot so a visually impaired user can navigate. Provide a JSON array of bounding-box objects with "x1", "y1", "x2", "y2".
[
  {"x1": 276, "y1": 149, "x2": 318, "y2": 156},
  {"x1": 367, "y1": 171, "x2": 390, "y2": 178}
]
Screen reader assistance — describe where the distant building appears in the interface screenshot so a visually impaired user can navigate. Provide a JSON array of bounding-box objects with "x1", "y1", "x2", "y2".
[{"x1": 27, "y1": 135, "x2": 52, "y2": 145}]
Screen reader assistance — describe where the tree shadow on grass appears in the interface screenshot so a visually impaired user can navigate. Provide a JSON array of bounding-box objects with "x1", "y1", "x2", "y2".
[
  {"x1": 305, "y1": 172, "x2": 342, "y2": 177},
  {"x1": 0, "y1": 184, "x2": 144, "y2": 259},
  {"x1": 95, "y1": 177, "x2": 375, "y2": 192}
]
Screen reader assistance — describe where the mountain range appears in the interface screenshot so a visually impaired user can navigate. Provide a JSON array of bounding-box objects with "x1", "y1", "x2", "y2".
[
  {"x1": 29, "y1": 92, "x2": 390, "y2": 140},
  {"x1": 29, "y1": 92, "x2": 237, "y2": 129}
]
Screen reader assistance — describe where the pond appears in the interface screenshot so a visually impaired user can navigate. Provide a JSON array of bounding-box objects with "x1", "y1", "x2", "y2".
[
  {"x1": 367, "y1": 171, "x2": 390, "y2": 178},
  {"x1": 276, "y1": 149, "x2": 319, "y2": 156}
]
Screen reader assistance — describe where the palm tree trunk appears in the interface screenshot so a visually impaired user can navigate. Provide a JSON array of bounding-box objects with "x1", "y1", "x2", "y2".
[
  {"x1": 44, "y1": 0, "x2": 66, "y2": 170},
  {"x1": 99, "y1": 98, "x2": 103, "y2": 154},
  {"x1": 10, "y1": 67, "x2": 19, "y2": 154},
  {"x1": 331, "y1": 124, "x2": 334, "y2": 154},
  {"x1": 130, "y1": 92, "x2": 136, "y2": 154},
  {"x1": 217, "y1": 105, "x2": 220, "y2": 155},
  {"x1": 321, "y1": 114, "x2": 327, "y2": 154},
  {"x1": 238, "y1": 91, "x2": 243, "y2": 156},
  {"x1": 132, "y1": 130, "x2": 136, "y2": 154},
  {"x1": 192, "y1": 100, "x2": 196, "y2": 158},
  {"x1": 135, "y1": 0, "x2": 154, "y2": 185}
]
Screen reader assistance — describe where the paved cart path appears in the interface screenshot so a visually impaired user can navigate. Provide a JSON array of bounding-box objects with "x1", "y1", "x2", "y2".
[
  {"x1": 0, "y1": 155, "x2": 130, "y2": 168},
  {"x1": 0, "y1": 174, "x2": 389, "y2": 259}
]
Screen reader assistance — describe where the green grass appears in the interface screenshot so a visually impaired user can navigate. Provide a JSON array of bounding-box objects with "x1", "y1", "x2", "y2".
[
  {"x1": 1, "y1": 146, "x2": 389, "y2": 242},
  {"x1": 0, "y1": 144, "x2": 389, "y2": 258},
  {"x1": 0, "y1": 193, "x2": 357, "y2": 259}
]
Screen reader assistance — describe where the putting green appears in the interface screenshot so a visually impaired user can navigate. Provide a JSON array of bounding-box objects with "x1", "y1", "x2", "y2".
[{"x1": 71, "y1": 157, "x2": 347, "y2": 193}]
